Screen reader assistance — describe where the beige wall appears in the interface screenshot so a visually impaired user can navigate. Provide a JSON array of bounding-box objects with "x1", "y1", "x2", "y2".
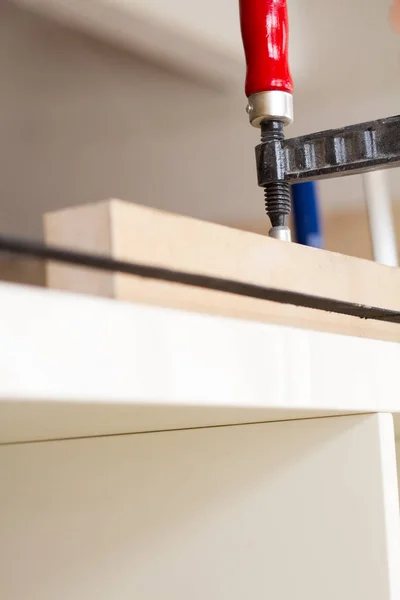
[
  {"x1": 0, "y1": 1, "x2": 260, "y2": 241},
  {"x1": 323, "y1": 209, "x2": 374, "y2": 260},
  {"x1": 310, "y1": 204, "x2": 400, "y2": 261}
]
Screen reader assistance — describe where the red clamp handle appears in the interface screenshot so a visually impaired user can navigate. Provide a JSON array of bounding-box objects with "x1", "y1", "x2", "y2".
[{"x1": 239, "y1": 0, "x2": 293, "y2": 98}]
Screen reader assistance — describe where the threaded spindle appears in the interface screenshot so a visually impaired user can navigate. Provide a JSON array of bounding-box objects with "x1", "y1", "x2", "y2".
[{"x1": 260, "y1": 120, "x2": 291, "y2": 228}]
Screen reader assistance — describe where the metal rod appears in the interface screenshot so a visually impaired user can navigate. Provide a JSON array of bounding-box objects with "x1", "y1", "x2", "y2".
[{"x1": 363, "y1": 171, "x2": 398, "y2": 267}]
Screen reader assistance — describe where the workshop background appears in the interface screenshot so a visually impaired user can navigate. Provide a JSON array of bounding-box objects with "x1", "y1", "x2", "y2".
[{"x1": 1, "y1": 0, "x2": 400, "y2": 286}]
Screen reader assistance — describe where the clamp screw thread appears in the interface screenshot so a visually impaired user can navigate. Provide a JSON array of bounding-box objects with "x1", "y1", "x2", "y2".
[{"x1": 261, "y1": 120, "x2": 291, "y2": 227}]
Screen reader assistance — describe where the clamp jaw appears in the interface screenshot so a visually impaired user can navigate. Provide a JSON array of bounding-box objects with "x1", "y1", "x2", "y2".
[{"x1": 256, "y1": 115, "x2": 400, "y2": 186}]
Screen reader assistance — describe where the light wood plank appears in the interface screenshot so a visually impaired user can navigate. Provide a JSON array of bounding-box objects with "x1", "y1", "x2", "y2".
[
  {"x1": 1, "y1": 282, "x2": 400, "y2": 443},
  {"x1": 1, "y1": 414, "x2": 399, "y2": 599},
  {"x1": 45, "y1": 199, "x2": 400, "y2": 342},
  {"x1": 44, "y1": 201, "x2": 114, "y2": 296}
]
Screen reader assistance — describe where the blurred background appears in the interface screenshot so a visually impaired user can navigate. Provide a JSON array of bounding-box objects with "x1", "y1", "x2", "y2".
[{"x1": 1, "y1": 0, "x2": 400, "y2": 284}]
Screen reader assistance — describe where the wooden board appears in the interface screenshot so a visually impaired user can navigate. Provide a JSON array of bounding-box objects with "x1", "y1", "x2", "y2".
[
  {"x1": 1, "y1": 414, "x2": 399, "y2": 599},
  {"x1": 45, "y1": 199, "x2": 400, "y2": 342}
]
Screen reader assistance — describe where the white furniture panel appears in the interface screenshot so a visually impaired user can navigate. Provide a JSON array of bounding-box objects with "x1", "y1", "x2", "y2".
[
  {"x1": 1, "y1": 283, "x2": 400, "y2": 443},
  {"x1": 0, "y1": 414, "x2": 399, "y2": 599}
]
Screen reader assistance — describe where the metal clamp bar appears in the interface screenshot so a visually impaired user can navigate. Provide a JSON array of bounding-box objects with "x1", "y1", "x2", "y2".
[{"x1": 256, "y1": 115, "x2": 400, "y2": 185}]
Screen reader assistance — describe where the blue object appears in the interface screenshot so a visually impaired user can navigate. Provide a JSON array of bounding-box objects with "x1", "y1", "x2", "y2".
[{"x1": 292, "y1": 181, "x2": 323, "y2": 248}]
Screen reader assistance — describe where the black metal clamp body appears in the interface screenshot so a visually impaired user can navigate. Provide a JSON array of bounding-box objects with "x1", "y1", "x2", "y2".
[{"x1": 256, "y1": 115, "x2": 400, "y2": 186}]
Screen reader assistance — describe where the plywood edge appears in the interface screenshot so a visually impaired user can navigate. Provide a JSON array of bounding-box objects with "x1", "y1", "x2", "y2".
[
  {"x1": 44, "y1": 200, "x2": 115, "y2": 297},
  {"x1": 44, "y1": 199, "x2": 400, "y2": 342}
]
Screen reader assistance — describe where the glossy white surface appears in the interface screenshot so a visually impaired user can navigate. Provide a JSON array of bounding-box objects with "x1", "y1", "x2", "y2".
[{"x1": 1, "y1": 282, "x2": 400, "y2": 443}]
